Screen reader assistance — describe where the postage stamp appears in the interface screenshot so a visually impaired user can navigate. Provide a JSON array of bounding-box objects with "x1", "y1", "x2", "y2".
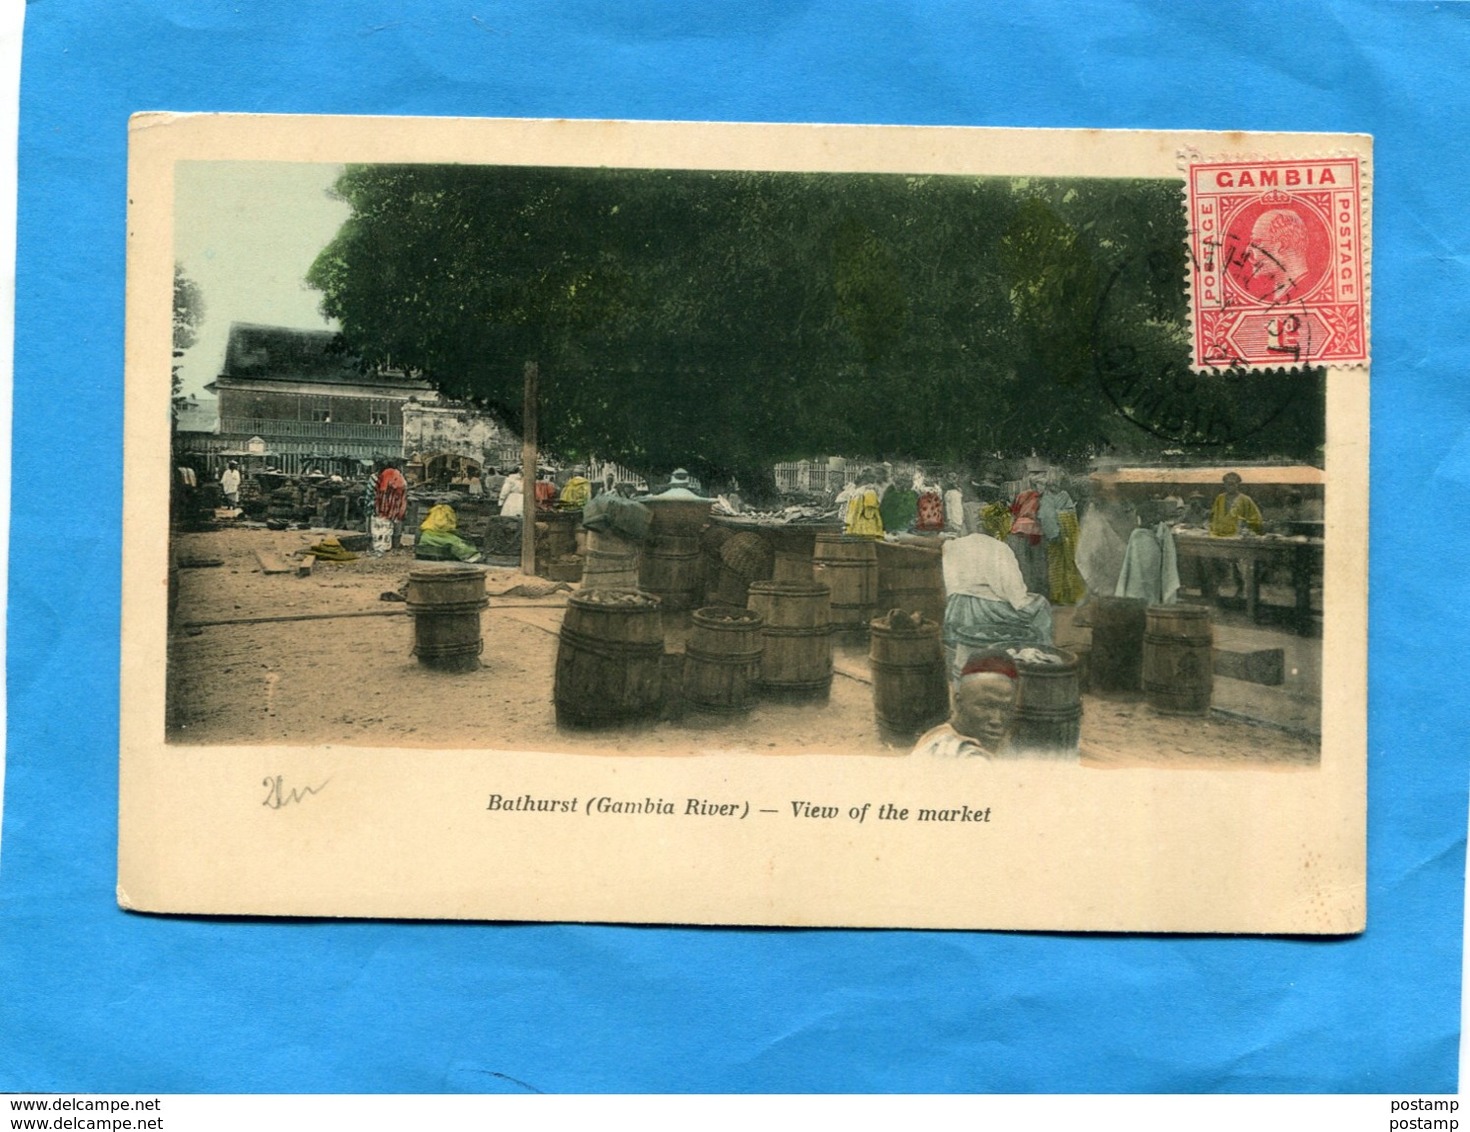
[{"x1": 1186, "y1": 154, "x2": 1368, "y2": 370}]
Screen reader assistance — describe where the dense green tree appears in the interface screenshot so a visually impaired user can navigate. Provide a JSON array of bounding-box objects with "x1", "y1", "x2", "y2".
[
  {"x1": 173, "y1": 262, "x2": 205, "y2": 350},
  {"x1": 172, "y1": 262, "x2": 205, "y2": 417},
  {"x1": 307, "y1": 165, "x2": 1324, "y2": 485}
]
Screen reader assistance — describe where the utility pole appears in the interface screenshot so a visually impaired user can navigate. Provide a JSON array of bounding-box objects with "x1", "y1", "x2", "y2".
[{"x1": 520, "y1": 360, "x2": 539, "y2": 576}]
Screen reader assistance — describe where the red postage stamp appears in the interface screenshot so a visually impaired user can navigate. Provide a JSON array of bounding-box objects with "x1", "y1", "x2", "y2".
[{"x1": 1186, "y1": 154, "x2": 1368, "y2": 370}]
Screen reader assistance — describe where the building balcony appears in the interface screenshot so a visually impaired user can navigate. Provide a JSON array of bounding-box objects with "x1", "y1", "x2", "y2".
[{"x1": 219, "y1": 417, "x2": 400, "y2": 443}]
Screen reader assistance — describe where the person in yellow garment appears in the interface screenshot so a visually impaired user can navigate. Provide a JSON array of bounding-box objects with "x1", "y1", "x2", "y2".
[
  {"x1": 1208, "y1": 471, "x2": 1265, "y2": 599},
  {"x1": 417, "y1": 503, "x2": 484, "y2": 562},
  {"x1": 1039, "y1": 469, "x2": 1085, "y2": 605},
  {"x1": 1209, "y1": 472, "x2": 1264, "y2": 536},
  {"x1": 843, "y1": 467, "x2": 884, "y2": 537},
  {"x1": 558, "y1": 465, "x2": 592, "y2": 510}
]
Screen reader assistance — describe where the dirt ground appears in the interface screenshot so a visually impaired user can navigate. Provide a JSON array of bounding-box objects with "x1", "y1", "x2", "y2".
[{"x1": 166, "y1": 528, "x2": 1320, "y2": 770}]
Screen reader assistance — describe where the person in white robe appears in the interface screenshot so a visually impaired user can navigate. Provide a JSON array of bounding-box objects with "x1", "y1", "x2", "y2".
[
  {"x1": 943, "y1": 474, "x2": 966, "y2": 535},
  {"x1": 1114, "y1": 520, "x2": 1181, "y2": 605},
  {"x1": 498, "y1": 471, "x2": 525, "y2": 519},
  {"x1": 940, "y1": 532, "x2": 1053, "y2": 678},
  {"x1": 1072, "y1": 486, "x2": 1137, "y2": 623}
]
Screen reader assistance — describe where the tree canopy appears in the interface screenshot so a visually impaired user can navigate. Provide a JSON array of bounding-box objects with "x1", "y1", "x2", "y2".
[
  {"x1": 172, "y1": 262, "x2": 205, "y2": 416},
  {"x1": 174, "y1": 262, "x2": 205, "y2": 351},
  {"x1": 307, "y1": 165, "x2": 1324, "y2": 485}
]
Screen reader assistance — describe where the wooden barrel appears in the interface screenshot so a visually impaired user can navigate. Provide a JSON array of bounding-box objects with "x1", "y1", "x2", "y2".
[
  {"x1": 534, "y1": 518, "x2": 585, "y2": 579},
  {"x1": 1010, "y1": 647, "x2": 1082, "y2": 754},
  {"x1": 723, "y1": 530, "x2": 774, "y2": 577},
  {"x1": 582, "y1": 527, "x2": 641, "y2": 591},
  {"x1": 765, "y1": 525, "x2": 822, "y2": 583},
  {"x1": 541, "y1": 509, "x2": 579, "y2": 558},
  {"x1": 405, "y1": 565, "x2": 488, "y2": 673},
  {"x1": 452, "y1": 500, "x2": 494, "y2": 542},
  {"x1": 699, "y1": 523, "x2": 732, "y2": 560},
  {"x1": 323, "y1": 495, "x2": 349, "y2": 528},
  {"x1": 1089, "y1": 595, "x2": 1147, "y2": 693},
  {"x1": 683, "y1": 606, "x2": 765, "y2": 715},
  {"x1": 813, "y1": 533, "x2": 879, "y2": 634},
  {"x1": 868, "y1": 612, "x2": 949, "y2": 741},
  {"x1": 1143, "y1": 603, "x2": 1214, "y2": 715},
  {"x1": 707, "y1": 530, "x2": 775, "y2": 608},
  {"x1": 639, "y1": 532, "x2": 703, "y2": 611},
  {"x1": 746, "y1": 580, "x2": 832, "y2": 700},
  {"x1": 481, "y1": 515, "x2": 523, "y2": 558},
  {"x1": 553, "y1": 590, "x2": 665, "y2": 727},
  {"x1": 705, "y1": 565, "x2": 748, "y2": 610},
  {"x1": 771, "y1": 551, "x2": 813, "y2": 582},
  {"x1": 874, "y1": 541, "x2": 947, "y2": 626},
  {"x1": 698, "y1": 524, "x2": 732, "y2": 606},
  {"x1": 267, "y1": 485, "x2": 302, "y2": 522}
]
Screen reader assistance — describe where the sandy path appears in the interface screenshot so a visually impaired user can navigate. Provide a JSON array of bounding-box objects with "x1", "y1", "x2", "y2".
[{"x1": 167, "y1": 529, "x2": 1320, "y2": 770}]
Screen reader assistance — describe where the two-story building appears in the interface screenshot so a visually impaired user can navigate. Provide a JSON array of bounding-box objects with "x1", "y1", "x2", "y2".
[{"x1": 185, "y1": 322, "x2": 438, "y2": 473}]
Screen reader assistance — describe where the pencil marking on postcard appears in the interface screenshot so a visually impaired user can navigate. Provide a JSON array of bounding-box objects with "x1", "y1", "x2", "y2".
[{"x1": 261, "y1": 775, "x2": 330, "y2": 809}]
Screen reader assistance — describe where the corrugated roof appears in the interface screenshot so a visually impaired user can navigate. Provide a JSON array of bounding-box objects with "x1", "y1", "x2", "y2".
[{"x1": 218, "y1": 322, "x2": 431, "y2": 389}]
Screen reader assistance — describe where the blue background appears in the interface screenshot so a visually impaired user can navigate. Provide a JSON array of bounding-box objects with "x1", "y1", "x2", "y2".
[{"x1": 2, "y1": 0, "x2": 1466, "y2": 1093}]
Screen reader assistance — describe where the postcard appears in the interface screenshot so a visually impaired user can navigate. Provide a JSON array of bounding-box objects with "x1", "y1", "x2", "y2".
[{"x1": 120, "y1": 116, "x2": 1368, "y2": 931}]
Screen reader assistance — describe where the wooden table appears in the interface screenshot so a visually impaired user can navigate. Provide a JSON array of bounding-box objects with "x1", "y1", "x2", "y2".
[{"x1": 1173, "y1": 531, "x2": 1324, "y2": 634}]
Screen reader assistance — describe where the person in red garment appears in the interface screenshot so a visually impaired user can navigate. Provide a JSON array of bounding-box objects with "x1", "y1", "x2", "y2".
[
  {"x1": 371, "y1": 460, "x2": 408, "y2": 555},
  {"x1": 1006, "y1": 464, "x2": 1049, "y2": 595},
  {"x1": 534, "y1": 467, "x2": 560, "y2": 512},
  {"x1": 914, "y1": 469, "x2": 945, "y2": 533}
]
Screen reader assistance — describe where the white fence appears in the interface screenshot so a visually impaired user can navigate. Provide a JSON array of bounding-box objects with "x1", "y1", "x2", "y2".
[{"x1": 774, "y1": 457, "x2": 848, "y2": 494}]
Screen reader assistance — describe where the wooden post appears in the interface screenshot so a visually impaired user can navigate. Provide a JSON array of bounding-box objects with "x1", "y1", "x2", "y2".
[{"x1": 520, "y1": 360, "x2": 539, "y2": 576}]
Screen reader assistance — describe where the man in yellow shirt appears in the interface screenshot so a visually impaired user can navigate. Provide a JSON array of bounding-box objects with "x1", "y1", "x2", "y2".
[
  {"x1": 1208, "y1": 471, "x2": 1264, "y2": 599},
  {"x1": 559, "y1": 465, "x2": 592, "y2": 510},
  {"x1": 1209, "y1": 472, "x2": 1264, "y2": 537}
]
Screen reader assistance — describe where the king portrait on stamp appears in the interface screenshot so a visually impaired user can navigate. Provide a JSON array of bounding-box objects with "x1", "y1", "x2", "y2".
[{"x1": 1187, "y1": 155, "x2": 1368, "y2": 370}]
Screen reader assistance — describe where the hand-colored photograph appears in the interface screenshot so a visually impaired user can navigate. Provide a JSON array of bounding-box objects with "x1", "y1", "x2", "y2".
[{"x1": 164, "y1": 159, "x2": 1333, "y2": 770}]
